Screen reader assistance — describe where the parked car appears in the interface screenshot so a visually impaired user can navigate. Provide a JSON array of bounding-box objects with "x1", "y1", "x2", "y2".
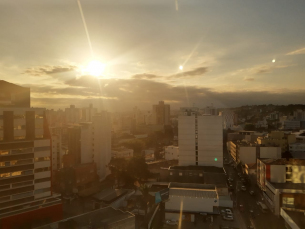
[
  {"x1": 239, "y1": 204, "x2": 244, "y2": 212},
  {"x1": 223, "y1": 215, "x2": 234, "y2": 221},
  {"x1": 241, "y1": 186, "x2": 246, "y2": 191},
  {"x1": 166, "y1": 220, "x2": 178, "y2": 225},
  {"x1": 225, "y1": 209, "x2": 233, "y2": 215},
  {"x1": 249, "y1": 190, "x2": 255, "y2": 196}
]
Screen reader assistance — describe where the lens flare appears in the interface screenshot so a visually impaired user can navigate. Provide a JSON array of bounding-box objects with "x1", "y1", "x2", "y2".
[{"x1": 179, "y1": 65, "x2": 183, "y2": 70}]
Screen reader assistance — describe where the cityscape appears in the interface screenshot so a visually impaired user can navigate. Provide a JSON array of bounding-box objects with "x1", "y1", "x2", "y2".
[{"x1": 1, "y1": 1, "x2": 305, "y2": 229}]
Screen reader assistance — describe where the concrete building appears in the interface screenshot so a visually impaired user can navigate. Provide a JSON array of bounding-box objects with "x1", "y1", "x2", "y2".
[
  {"x1": 152, "y1": 101, "x2": 170, "y2": 125},
  {"x1": 50, "y1": 127, "x2": 63, "y2": 171},
  {"x1": 164, "y1": 146, "x2": 179, "y2": 161},
  {"x1": 292, "y1": 130, "x2": 305, "y2": 143},
  {"x1": 227, "y1": 131, "x2": 264, "y2": 142},
  {"x1": 0, "y1": 82, "x2": 62, "y2": 228},
  {"x1": 293, "y1": 109, "x2": 305, "y2": 121},
  {"x1": 257, "y1": 131, "x2": 296, "y2": 153},
  {"x1": 0, "y1": 80, "x2": 30, "y2": 108},
  {"x1": 227, "y1": 140, "x2": 281, "y2": 165},
  {"x1": 80, "y1": 104, "x2": 97, "y2": 122},
  {"x1": 54, "y1": 162, "x2": 99, "y2": 197},
  {"x1": 37, "y1": 206, "x2": 135, "y2": 229},
  {"x1": 80, "y1": 112, "x2": 112, "y2": 180},
  {"x1": 257, "y1": 158, "x2": 305, "y2": 216},
  {"x1": 219, "y1": 110, "x2": 236, "y2": 129},
  {"x1": 168, "y1": 166, "x2": 226, "y2": 185},
  {"x1": 165, "y1": 182, "x2": 232, "y2": 222},
  {"x1": 178, "y1": 107, "x2": 223, "y2": 167},
  {"x1": 283, "y1": 120, "x2": 301, "y2": 130},
  {"x1": 65, "y1": 105, "x2": 81, "y2": 124},
  {"x1": 201, "y1": 105, "x2": 217, "y2": 115},
  {"x1": 289, "y1": 143, "x2": 305, "y2": 159}
]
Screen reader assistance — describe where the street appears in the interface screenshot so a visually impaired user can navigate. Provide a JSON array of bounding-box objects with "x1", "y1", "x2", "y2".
[{"x1": 224, "y1": 152, "x2": 286, "y2": 229}]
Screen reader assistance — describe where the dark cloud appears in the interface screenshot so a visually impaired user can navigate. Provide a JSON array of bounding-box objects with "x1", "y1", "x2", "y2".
[
  {"x1": 169, "y1": 67, "x2": 208, "y2": 79},
  {"x1": 244, "y1": 77, "x2": 255, "y2": 81},
  {"x1": 23, "y1": 65, "x2": 77, "y2": 76},
  {"x1": 132, "y1": 73, "x2": 160, "y2": 79},
  {"x1": 26, "y1": 75, "x2": 305, "y2": 111},
  {"x1": 131, "y1": 66, "x2": 208, "y2": 81}
]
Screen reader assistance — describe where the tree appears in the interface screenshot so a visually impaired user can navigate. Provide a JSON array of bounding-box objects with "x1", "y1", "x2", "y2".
[
  {"x1": 244, "y1": 123, "x2": 255, "y2": 131},
  {"x1": 127, "y1": 157, "x2": 150, "y2": 182},
  {"x1": 120, "y1": 139, "x2": 146, "y2": 156}
]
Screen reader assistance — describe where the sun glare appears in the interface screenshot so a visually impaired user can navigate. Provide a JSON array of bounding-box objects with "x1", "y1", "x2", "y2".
[
  {"x1": 179, "y1": 65, "x2": 183, "y2": 70},
  {"x1": 85, "y1": 60, "x2": 105, "y2": 77}
]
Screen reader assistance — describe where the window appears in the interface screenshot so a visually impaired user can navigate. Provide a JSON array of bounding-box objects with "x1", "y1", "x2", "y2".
[
  {"x1": 170, "y1": 172, "x2": 173, "y2": 176},
  {"x1": 199, "y1": 173, "x2": 203, "y2": 177},
  {"x1": 179, "y1": 172, "x2": 182, "y2": 176},
  {"x1": 282, "y1": 197, "x2": 294, "y2": 208}
]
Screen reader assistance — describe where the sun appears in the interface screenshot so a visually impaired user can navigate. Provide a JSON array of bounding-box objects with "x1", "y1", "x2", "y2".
[{"x1": 85, "y1": 60, "x2": 105, "y2": 77}]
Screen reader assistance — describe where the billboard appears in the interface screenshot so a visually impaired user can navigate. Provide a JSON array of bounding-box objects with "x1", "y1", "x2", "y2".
[{"x1": 155, "y1": 188, "x2": 169, "y2": 204}]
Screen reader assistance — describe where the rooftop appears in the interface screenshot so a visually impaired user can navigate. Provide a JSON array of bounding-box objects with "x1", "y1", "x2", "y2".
[
  {"x1": 36, "y1": 207, "x2": 135, "y2": 229},
  {"x1": 283, "y1": 209, "x2": 305, "y2": 229},
  {"x1": 170, "y1": 188, "x2": 217, "y2": 199},
  {"x1": 260, "y1": 158, "x2": 305, "y2": 166},
  {"x1": 92, "y1": 189, "x2": 129, "y2": 204},
  {"x1": 169, "y1": 165, "x2": 224, "y2": 173},
  {"x1": 169, "y1": 182, "x2": 215, "y2": 190}
]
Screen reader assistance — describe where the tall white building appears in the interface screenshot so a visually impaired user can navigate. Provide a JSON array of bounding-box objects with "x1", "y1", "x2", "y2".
[
  {"x1": 178, "y1": 108, "x2": 223, "y2": 167},
  {"x1": 65, "y1": 105, "x2": 81, "y2": 124},
  {"x1": 81, "y1": 104, "x2": 97, "y2": 122},
  {"x1": 80, "y1": 111, "x2": 111, "y2": 180}
]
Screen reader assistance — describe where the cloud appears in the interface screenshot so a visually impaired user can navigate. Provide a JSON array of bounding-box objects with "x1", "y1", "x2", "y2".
[
  {"x1": 232, "y1": 64, "x2": 293, "y2": 76},
  {"x1": 132, "y1": 73, "x2": 160, "y2": 79},
  {"x1": 169, "y1": 67, "x2": 208, "y2": 79},
  {"x1": 286, "y1": 48, "x2": 305, "y2": 55},
  {"x1": 24, "y1": 75, "x2": 305, "y2": 111},
  {"x1": 131, "y1": 66, "x2": 209, "y2": 81},
  {"x1": 23, "y1": 65, "x2": 77, "y2": 76},
  {"x1": 244, "y1": 77, "x2": 254, "y2": 81}
]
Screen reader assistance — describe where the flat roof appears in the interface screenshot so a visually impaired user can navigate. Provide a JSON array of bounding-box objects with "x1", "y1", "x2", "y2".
[
  {"x1": 284, "y1": 209, "x2": 305, "y2": 228},
  {"x1": 169, "y1": 165, "x2": 224, "y2": 173},
  {"x1": 260, "y1": 158, "x2": 305, "y2": 166},
  {"x1": 92, "y1": 189, "x2": 129, "y2": 203},
  {"x1": 170, "y1": 188, "x2": 217, "y2": 199},
  {"x1": 169, "y1": 182, "x2": 215, "y2": 190},
  {"x1": 37, "y1": 207, "x2": 134, "y2": 229}
]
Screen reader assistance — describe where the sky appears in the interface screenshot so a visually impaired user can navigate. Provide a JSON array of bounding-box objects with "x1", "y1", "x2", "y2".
[{"x1": 0, "y1": 0, "x2": 305, "y2": 111}]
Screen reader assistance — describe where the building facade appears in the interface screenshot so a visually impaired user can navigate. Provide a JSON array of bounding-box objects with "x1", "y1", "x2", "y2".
[
  {"x1": 257, "y1": 158, "x2": 305, "y2": 216},
  {"x1": 152, "y1": 101, "x2": 170, "y2": 125},
  {"x1": 178, "y1": 108, "x2": 223, "y2": 167},
  {"x1": 164, "y1": 146, "x2": 179, "y2": 161},
  {"x1": 65, "y1": 105, "x2": 81, "y2": 124},
  {"x1": 0, "y1": 106, "x2": 61, "y2": 228},
  {"x1": 289, "y1": 143, "x2": 305, "y2": 159}
]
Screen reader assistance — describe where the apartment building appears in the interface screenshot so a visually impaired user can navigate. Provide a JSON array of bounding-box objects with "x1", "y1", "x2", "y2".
[
  {"x1": 50, "y1": 127, "x2": 62, "y2": 171},
  {"x1": 257, "y1": 158, "x2": 305, "y2": 216},
  {"x1": 289, "y1": 142, "x2": 305, "y2": 159},
  {"x1": 257, "y1": 131, "x2": 296, "y2": 153},
  {"x1": 178, "y1": 107, "x2": 223, "y2": 167},
  {"x1": 227, "y1": 140, "x2": 281, "y2": 164},
  {"x1": 283, "y1": 120, "x2": 301, "y2": 130},
  {"x1": 65, "y1": 105, "x2": 81, "y2": 124},
  {"x1": 0, "y1": 81, "x2": 61, "y2": 228},
  {"x1": 152, "y1": 101, "x2": 170, "y2": 125},
  {"x1": 80, "y1": 104, "x2": 97, "y2": 122}
]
